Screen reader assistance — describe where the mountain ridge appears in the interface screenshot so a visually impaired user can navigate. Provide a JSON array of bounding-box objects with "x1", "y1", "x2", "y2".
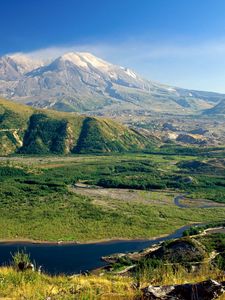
[
  {"x1": 0, "y1": 52, "x2": 224, "y2": 115},
  {"x1": 0, "y1": 98, "x2": 155, "y2": 156}
]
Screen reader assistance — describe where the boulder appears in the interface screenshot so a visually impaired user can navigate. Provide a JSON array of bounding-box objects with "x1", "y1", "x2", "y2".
[{"x1": 141, "y1": 279, "x2": 225, "y2": 300}]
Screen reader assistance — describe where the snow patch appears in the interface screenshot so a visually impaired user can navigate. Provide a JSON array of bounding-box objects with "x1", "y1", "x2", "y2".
[
  {"x1": 167, "y1": 87, "x2": 176, "y2": 92},
  {"x1": 125, "y1": 68, "x2": 137, "y2": 79},
  {"x1": 78, "y1": 52, "x2": 112, "y2": 70},
  {"x1": 61, "y1": 53, "x2": 88, "y2": 68}
]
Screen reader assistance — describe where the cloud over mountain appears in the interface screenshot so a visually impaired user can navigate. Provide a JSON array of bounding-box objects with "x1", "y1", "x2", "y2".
[{"x1": 0, "y1": 51, "x2": 224, "y2": 116}]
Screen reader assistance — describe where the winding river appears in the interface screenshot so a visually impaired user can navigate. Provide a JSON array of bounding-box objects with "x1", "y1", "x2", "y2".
[
  {"x1": 174, "y1": 195, "x2": 225, "y2": 208},
  {"x1": 0, "y1": 225, "x2": 195, "y2": 275}
]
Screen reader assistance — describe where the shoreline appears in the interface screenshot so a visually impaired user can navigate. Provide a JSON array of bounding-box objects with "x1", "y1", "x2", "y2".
[
  {"x1": 0, "y1": 235, "x2": 167, "y2": 246},
  {"x1": 0, "y1": 223, "x2": 201, "y2": 246}
]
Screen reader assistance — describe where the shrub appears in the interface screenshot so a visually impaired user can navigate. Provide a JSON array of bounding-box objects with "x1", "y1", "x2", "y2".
[{"x1": 11, "y1": 250, "x2": 32, "y2": 270}]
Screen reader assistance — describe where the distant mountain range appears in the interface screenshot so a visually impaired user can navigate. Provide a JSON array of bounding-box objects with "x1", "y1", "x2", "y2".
[
  {"x1": 0, "y1": 52, "x2": 224, "y2": 115},
  {"x1": 0, "y1": 98, "x2": 156, "y2": 156}
]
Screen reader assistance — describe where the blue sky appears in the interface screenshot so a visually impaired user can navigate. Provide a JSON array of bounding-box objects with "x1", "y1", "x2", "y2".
[{"x1": 1, "y1": 0, "x2": 225, "y2": 92}]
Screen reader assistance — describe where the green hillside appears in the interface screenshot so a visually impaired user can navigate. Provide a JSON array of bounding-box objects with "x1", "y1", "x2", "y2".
[
  {"x1": 0, "y1": 98, "x2": 154, "y2": 155},
  {"x1": 74, "y1": 117, "x2": 149, "y2": 153}
]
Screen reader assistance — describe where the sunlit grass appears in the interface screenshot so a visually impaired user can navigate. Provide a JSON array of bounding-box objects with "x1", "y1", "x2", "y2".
[{"x1": 0, "y1": 264, "x2": 224, "y2": 299}]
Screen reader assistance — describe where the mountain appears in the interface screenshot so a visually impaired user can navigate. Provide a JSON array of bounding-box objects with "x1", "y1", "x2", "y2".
[
  {"x1": 0, "y1": 98, "x2": 155, "y2": 156},
  {"x1": 203, "y1": 99, "x2": 225, "y2": 115},
  {"x1": 0, "y1": 54, "x2": 43, "y2": 80},
  {"x1": 0, "y1": 52, "x2": 224, "y2": 115}
]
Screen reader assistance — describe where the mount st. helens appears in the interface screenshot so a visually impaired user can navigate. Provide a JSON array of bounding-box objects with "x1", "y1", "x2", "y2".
[
  {"x1": 0, "y1": 98, "x2": 155, "y2": 156},
  {"x1": 0, "y1": 52, "x2": 224, "y2": 116}
]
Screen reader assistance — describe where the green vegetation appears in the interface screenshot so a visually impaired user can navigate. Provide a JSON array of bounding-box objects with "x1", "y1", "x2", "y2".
[
  {"x1": 150, "y1": 144, "x2": 225, "y2": 157},
  {"x1": 147, "y1": 237, "x2": 206, "y2": 264},
  {"x1": 74, "y1": 117, "x2": 150, "y2": 153},
  {"x1": 0, "y1": 150, "x2": 224, "y2": 242},
  {"x1": 197, "y1": 233, "x2": 225, "y2": 254},
  {"x1": 195, "y1": 233, "x2": 225, "y2": 272},
  {"x1": 183, "y1": 222, "x2": 225, "y2": 236},
  {"x1": 106, "y1": 233, "x2": 225, "y2": 297},
  {"x1": 0, "y1": 99, "x2": 224, "y2": 241},
  {"x1": 0, "y1": 98, "x2": 155, "y2": 156},
  {"x1": 0, "y1": 266, "x2": 134, "y2": 299},
  {"x1": 92, "y1": 156, "x2": 225, "y2": 203},
  {"x1": 1, "y1": 264, "x2": 225, "y2": 299},
  {"x1": 11, "y1": 250, "x2": 32, "y2": 269}
]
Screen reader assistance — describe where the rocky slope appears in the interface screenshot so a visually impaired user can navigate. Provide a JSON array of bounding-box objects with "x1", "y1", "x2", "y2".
[
  {"x1": 0, "y1": 98, "x2": 155, "y2": 155},
  {"x1": 0, "y1": 52, "x2": 224, "y2": 115},
  {"x1": 203, "y1": 99, "x2": 225, "y2": 115}
]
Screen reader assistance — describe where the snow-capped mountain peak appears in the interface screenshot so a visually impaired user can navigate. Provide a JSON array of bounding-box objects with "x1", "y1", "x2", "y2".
[
  {"x1": 60, "y1": 52, "x2": 89, "y2": 68},
  {"x1": 0, "y1": 51, "x2": 224, "y2": 115},
  {"x1": 60, "y1": 52, "x2": 112, "y2": 71},
  {"x1": 77, "y1": 52, "x2": 112, "y2": 70}
]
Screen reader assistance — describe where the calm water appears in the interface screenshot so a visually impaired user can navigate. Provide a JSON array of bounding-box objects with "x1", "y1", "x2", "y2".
[{"x1": 0, "y1": 225, "x2": 192, "y2": 275}]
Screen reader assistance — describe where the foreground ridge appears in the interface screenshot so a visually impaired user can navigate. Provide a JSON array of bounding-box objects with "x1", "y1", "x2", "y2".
[{"x1": 0, "y1": 97, "x2": 155, "y2": 155}]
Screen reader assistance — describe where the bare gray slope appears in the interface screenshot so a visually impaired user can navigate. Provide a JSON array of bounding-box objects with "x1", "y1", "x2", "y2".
[{"x1": 0, "y1": 52, "x2": 224, "y2": 115}]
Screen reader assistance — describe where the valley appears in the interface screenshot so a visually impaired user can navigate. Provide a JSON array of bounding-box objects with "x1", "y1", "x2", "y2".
[
  {"x1": 1, "y1": 1, "x2": 225, "y2": 299},
  {"x1": 116, "y1": 112, "x2": 225, "y2": 146},
  {"x1": 0, "y1": 151, "x2": 224, "y2": 242},
  {"x1": 0, "y1": 74, "x2": 224, "y2": 300}
]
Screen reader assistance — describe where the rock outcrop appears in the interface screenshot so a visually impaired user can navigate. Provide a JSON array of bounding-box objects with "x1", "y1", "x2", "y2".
[{"x1": 141, "y1": 279, "x2": 225, "y2": 300}]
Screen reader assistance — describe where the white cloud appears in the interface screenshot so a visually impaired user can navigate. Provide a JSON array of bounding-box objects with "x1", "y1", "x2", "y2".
[
  {"x1": 19, "y1": 38, "x2": 225, "y2": 62},
  {"x1": 23, "y1": 44, "x2": 116, "y2": 61},
  {"x1": 6, "y1": 38, "x2": 225, "y2": 93}
]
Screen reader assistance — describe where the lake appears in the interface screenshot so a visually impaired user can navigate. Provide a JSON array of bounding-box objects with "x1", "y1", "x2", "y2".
[{"x1": 0, "y1": 225, "x2": 193, "y2": 275}]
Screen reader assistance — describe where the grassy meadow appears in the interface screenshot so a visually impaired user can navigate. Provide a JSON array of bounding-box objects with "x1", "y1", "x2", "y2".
[
  {"x1": 0, "y1": 263, "x2": 225, "y2": 299},
  {"x1": 0, "y1": 150, "x2": 224, "y2": 242}
]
